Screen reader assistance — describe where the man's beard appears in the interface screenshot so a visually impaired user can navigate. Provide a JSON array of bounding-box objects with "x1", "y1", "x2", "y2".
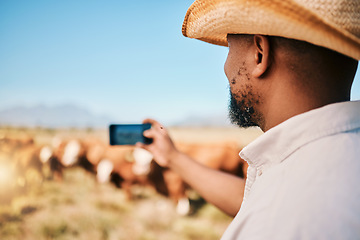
[{"x1": 228, "y1": 88, "x2": 260, "y2": 128}]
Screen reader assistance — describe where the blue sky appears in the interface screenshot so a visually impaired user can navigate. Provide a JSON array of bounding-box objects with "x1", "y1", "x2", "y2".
[{"x1": 1, "y1": 0, "x2": 359, "y2": 125}]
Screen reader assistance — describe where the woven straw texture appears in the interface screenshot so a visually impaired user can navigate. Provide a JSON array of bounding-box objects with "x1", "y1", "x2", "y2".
[{"x1": 182, "y1": 0, "x2": 360, "y2": 60}]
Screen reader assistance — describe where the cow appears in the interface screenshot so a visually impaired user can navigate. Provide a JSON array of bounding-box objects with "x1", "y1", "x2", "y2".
[
  {"x1": 176, "y1": 141, "x2": 247, "y2": 177},
  {"x1": 51, "y1": 137, "x2": 100, "y2": 178},
  {"x1": 96, "y1": 145, "x2": 154, "y2": 199},
  {"x1": 0, "y1": 135, "x2": 55, "y2": 190}
]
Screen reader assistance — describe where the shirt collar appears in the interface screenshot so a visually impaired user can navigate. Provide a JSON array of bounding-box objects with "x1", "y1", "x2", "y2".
[{"x1": 240, "y1": 101, "x2": 360, "y2": 169}]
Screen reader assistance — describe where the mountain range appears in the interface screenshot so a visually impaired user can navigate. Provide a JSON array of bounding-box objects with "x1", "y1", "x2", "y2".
[
  {"x1": 0, "y1": 104, "x2": 232, "y2": 128},
  {"x1": 0, "y1": 104, "x2": 112, "y2": 128}
]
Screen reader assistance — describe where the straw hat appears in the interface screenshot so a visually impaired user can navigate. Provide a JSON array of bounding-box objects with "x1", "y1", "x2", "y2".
[{"x1": 182, "y1": 0, "x2": 360, "y2": 60}]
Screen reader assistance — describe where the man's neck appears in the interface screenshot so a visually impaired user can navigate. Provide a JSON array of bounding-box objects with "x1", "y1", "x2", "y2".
[{"x1": 259, "y1": 78, "x2": 350, "y2": 132}]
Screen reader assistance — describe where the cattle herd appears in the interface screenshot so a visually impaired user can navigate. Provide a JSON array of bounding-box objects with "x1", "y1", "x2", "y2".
[{"x1": 0, "y1": 133, "x2": 248, "y2": 215}]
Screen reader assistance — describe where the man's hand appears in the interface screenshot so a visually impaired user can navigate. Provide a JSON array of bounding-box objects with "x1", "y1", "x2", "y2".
[{"x1": 136, "y1": 118, "x2": 180, "y2": 167}]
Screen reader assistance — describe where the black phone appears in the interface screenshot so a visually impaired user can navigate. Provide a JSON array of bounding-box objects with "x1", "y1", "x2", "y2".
[{"x1": 109, "y1": 123, "x2": 152, "y2": 145}]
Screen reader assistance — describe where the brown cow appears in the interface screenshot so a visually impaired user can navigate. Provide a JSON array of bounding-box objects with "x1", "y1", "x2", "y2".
[
  {"x1": 176, "y1": 141, "x2": 247, "y2": 177},
  {"x1": 0, "y1": 136, "x2": 55, "y2": 189},
  {"x1": 52, "y1": 137, "x2": 99, "y2": 178},
  {"x1": 96, "y1": 145, "x2": 154, "y2": 199},
  {"x1": 83, "y1": 137, "x2": 106, "y2": 168}
]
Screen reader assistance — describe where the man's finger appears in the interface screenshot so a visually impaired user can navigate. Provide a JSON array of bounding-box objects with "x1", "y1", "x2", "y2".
[{"x1": 143, "y1": 118, "x2": 163, "y2": 129}]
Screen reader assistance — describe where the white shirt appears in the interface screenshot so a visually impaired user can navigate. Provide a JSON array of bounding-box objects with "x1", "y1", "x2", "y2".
[{"x1": 221, "y1": 101, "x2": 360, "y2": 240}]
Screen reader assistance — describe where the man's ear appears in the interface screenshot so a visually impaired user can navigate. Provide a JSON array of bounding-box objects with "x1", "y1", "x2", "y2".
[{"x1": 252, "y1": 35, "x2": 271, "y2": 78}]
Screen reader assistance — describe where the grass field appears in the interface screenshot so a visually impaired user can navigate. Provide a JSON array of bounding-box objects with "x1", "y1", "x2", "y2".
[
  {"x1": 0, "y1": 167, "x2": 234, "y2": 240},
  {"x1": 0, "y1": 126, "x2": 262, "y2": 240}
]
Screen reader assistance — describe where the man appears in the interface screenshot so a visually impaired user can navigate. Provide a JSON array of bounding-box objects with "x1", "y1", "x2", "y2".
[{"x1": 137, "y1": 0, "x2": 360, "y2": 239}]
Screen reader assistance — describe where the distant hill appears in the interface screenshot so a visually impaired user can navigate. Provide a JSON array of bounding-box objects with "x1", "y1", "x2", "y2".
[
  {"x1": 0, "y1": 104, "x2": 113, "y2": 128},
  {"x1": 0, "y1": 104, "x2": 234, "y2": 128}
]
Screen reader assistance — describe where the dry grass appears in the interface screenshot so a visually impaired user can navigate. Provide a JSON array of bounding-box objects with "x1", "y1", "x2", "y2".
[{"x1": 0, "y1": 168, "x2": 233, "y2": 240}]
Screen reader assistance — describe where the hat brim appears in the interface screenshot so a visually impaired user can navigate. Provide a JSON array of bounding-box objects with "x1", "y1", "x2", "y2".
[{"x1": 182, "y1": 0, "x2": 360, "y2": 60}]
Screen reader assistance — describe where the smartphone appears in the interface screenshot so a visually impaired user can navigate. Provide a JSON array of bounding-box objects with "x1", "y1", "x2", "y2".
[{"x1": 109, "y1": 123, "x2": 152, "y2": 145}]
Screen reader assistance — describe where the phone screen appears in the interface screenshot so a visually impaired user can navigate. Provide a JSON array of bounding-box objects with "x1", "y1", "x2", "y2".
[{"x1": 109, "y1": 123, "x2": 152, "y2": 145}]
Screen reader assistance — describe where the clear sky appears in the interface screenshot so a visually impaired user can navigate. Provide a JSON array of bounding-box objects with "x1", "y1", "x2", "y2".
[{"x1": 1, "y1": 0, "x2": 359, "y2": 126}]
